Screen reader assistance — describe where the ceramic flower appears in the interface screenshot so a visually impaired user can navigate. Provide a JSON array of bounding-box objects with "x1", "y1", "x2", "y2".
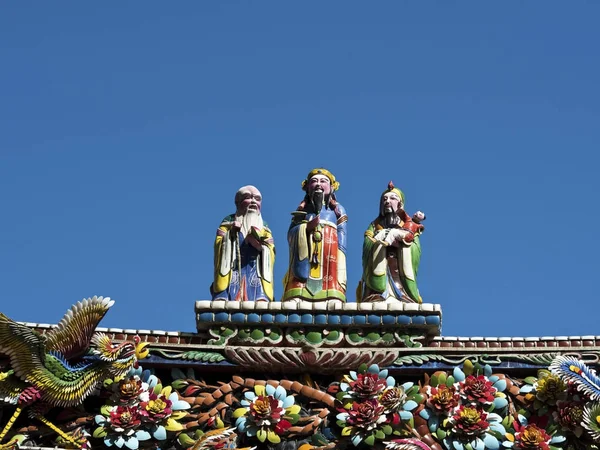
[
  {"x1": 449, "y1": 405, "x2": 490, "y2": 438},
  {"x1": 426, "y1": 384, "x2": 460, "y2": 415},
  {"x1": 441, "y1": 405, "x2": 504, "y2": 450},
  {"x1": 139, "y1": 392, "x2": 173, "y2": 422},
  {"x1": 512, "y1": 423, "x2": 551, "y2": 450},
  {"x1": 111, "y1": 376, "x2": 146, "y2": 405},
  {"x1": 233, "y1": 384, "x2": 300, "y2": 444},
  {"x1": 346, "y1": 399, "x2": 387, "y2": 431},
  {"x1": 336, "y1": 364, "x2": 422, "y2": 447},
  {"x1": 94, "y1": 406, "x2": 150, "y2": 449},
  {"x1": 503, "y1": 415, "x2": 566, "y2": 449},
  {"x1": 534, "y1": 371, "x2": 567, "y2": 406},
  {"x1": 459, "y1": 375, "x2": 497, "y2": 407},
  {"x1": 340, "y1": 364, "x2": 395, "y2": 401},
  {"x1": 94, "y1": 364, "x2": 190, "y2": 447},
  {"x1": 553, "y1": 400, "x2": 585, "y2": 438}
]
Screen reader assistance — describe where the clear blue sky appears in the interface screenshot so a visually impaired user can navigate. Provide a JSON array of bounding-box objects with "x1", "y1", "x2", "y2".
[{"x1": 1, "y1": 3, "x2": 598, "y2": 337}]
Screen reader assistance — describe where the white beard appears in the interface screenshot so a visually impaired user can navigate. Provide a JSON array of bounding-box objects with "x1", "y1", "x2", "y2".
[{"x1": 236, "y1": 210, "x2": 264, "y2": 237}]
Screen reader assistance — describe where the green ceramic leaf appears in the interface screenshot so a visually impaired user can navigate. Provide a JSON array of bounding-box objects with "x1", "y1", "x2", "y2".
[
  {"x1": 171, "y1": 379, "x2": 188, "y2": 390},
  {"x1": 327, "y1": 330, "x2": 340, "y2": 341},
  {"x1": 287, "y1": 413, "x2": 300, "y2": 424},
  {"x1": 93, "y1": 427, "x2": 107, "y2": 439},
  {"x1": 438, "y1": 373, "x2": 447, "y2": 385},
  {"x1": 436, "y1": 428, "x2": 446, "y2": 440},
  {"x1": 366, "y1": 332, "x2": 381, "y2": 341},
  {"x1": 177, "y1": 433, "x2": 196, "y2": 448},
  {"x1": 257, "y1": 428, "x2": 267, "y2": 442},
  {"x1": 411, "y1": 393, "x2": 424, "y2": 404},
  {"x1": 307, "y1": 331, "x2": 323, "y2": 344},
  {"x1": 382, "y1": 332, "x2": 395, "y2": 343},
  {"x1": 249, "y1": 329, "x2": 263, "y2": 340}
]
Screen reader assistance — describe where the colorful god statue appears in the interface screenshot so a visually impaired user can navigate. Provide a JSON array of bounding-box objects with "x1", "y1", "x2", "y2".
[
  {"x1": 282, "y1": 168, "x2": 348, "y2": 302},
  {"x1": 358, "y1": 181, "x2": 425, "y2": 303},
  {"x1": 210, "y1": 185, "x2": 275, "y2": 301}
]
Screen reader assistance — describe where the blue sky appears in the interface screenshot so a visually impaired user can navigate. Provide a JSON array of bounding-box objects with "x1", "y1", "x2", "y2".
[{"x1": 1, "y1": 3, "x2": 598, "y2": 337}]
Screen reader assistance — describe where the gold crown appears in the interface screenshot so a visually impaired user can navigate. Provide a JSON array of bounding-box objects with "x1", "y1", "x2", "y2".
[{"x1": 301, "y1": 168, "x2": 340, "y2": 192}]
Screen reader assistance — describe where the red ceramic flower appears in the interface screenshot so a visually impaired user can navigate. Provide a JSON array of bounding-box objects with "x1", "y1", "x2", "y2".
[
  {"x1": 349, "y1": 373, "x2": 388, "y2": 399},
  {"x1": 139, "y1": 393, "x2": 173, "y2": 422},
  {"x1": 427, "y1": 384, "x2": 460, "y2": 415},
  {"x1": 459, "y1": 375, "x2": 497, "y2": 406},
  {"x1": 513, "y1": 422, "x2": 551, "y2": 450},
  {"x1": 346, "y1": 399, "x2": 386, "y2": 431},
  {"x1": 109, "y1": 406, "x2": 141, "y2": 431},
  {"x1": 450, "y1": 405, "x2": 490, "y2": 437}
]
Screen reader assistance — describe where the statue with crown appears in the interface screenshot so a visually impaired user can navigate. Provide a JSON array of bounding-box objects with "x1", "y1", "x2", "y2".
[
  {"x1": 282, "y1": 168, "x2": 348, "y2": 302},
  {"x1": 358, "y1": 181, "x2": 426, "y2": 303}
]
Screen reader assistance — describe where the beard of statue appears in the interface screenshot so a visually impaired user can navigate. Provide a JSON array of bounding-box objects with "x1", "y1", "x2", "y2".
[
  {"x1": 236, "y1": 209, "x2": 264, "y2": 238},
  {"x1": 382, "y1": 210, "x2": 401, "y2": 228},
  {"x1": 309, "y1": 190, "x2": 325, "y2": 214}
]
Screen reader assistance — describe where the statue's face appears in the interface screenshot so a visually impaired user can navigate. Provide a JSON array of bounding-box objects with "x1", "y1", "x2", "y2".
[
  {"x1": 236, "y1": 187, "x2": 262, "y2": 215},
  {"x1": 307, "y1": 175, "x2": 331, "y2": 196},
  {"x1": 381, "y1": 192, "x2": 402, "y2": 214}
]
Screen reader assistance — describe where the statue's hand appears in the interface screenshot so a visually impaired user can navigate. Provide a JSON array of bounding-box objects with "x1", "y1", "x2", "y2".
[
  {"x1": 247, "y1": 226, "x2": 266, "y2": 250},
  {"x1": 246, "y1": 234, "x2": 262, "y2": 250},
  {"x1": 232, "y1": 220, "x2": 242, "y2": 231},
  {"x1": 387, "y1": 228, "x2": 413, "y2": 247}
]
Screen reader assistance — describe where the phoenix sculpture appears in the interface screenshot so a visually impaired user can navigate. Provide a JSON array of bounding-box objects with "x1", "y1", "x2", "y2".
[{"x1": 0, "y1": 296, "x2": 147, "y2": 449}]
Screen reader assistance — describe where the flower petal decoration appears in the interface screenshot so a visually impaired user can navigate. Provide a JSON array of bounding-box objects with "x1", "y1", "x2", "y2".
[{"x1": 234, "y1": 384, "x2": 298, "y2": 444}]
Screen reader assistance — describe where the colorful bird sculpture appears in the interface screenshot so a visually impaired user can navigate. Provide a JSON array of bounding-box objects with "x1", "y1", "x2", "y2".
[{"x1": 0, "y1": 296, "x2": 145, "y2": 449}]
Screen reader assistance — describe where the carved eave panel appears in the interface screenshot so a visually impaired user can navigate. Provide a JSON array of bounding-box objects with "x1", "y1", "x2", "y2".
[{"x1": 6, "y1": 304, "x2": 598, "y2": 374}]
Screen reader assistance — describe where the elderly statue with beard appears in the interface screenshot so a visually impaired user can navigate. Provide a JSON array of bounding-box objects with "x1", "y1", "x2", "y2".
[
  {"x1": 282, "y1": 168, "x2": 348, "y2": 302},
  {"x1": 210, "y1": 185, "x2": 275, "y2": 302},
  {"x1": 358, "y1": 182, "x2": 425, "y2": 303}
]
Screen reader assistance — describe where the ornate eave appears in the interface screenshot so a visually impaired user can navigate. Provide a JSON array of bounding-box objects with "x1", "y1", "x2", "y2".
[{"x1": 11, "y1": 302, "x2": 599, "y2": 374}]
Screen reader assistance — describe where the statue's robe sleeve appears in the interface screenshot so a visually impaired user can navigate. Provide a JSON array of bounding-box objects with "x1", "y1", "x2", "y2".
[
  {"x1": 401, "y1": 233, "x2": 422, "y2": 302},
  {"x1": 287, "y1": 217, "x2": 310, "y2": 282},
  {"x1": 259, "y1": 224, "x2": 276, "y2": 301},
  {"x1": 336, "y1": 204, "x2": 348, "y2": 291},
  {"x1": 213, "y1": 215, "x2": 235, "y2": 294},
  {"x1": 362, "y1": 221, "x2": 388, "y2": 294}
]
